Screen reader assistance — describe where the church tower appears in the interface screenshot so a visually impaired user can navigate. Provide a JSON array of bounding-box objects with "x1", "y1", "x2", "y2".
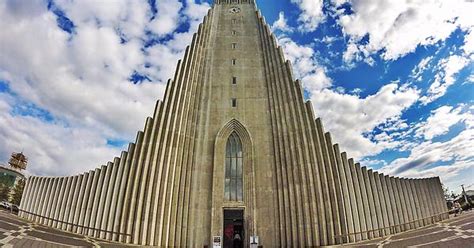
[{"x1": 20, "y1": 1, "x2": 448, "y2": 247}]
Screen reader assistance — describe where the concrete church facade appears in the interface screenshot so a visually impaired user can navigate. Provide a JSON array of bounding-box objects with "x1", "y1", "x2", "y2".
[{"x1": 20, "y1": 0, "x2": 448, "y2": 247}]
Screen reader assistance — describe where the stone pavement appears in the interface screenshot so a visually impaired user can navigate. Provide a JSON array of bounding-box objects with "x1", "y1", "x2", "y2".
[
  {"x1": 0, "y1": 210, "x2": 135, "y2": 247},
  {"x1": 1, "y1": 209, "x2": 473, "y2": 247},
  {"x1": 342, "y1": 210, "x2": 474, "y2": 248}
]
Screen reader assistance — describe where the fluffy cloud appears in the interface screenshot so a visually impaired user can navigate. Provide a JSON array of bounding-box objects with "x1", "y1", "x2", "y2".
[
  {"x1": 278, "y1": 37, "x2": 332, "y2": 90},
  {"x1": 148, "y1": 0, "x2": 183, "y2": 36},
  {"x1": 0, "y1": 0, "x2": 209, "y2": 176},
  {"x1": 290, "y1": 0, "x2": 325, "y2": 32},
  {"x1": 0, "y1": 95, "x2": 121, "y2": 176},
  {"x1": 415, "y1": 105, "x2": 469, "y2": 140},
  {"x1": 420, "y1": 55, "x2": 469, "y2": 104},
  {"x1": 380, "y1": 104, "x2": 474, "y2": 191},
  {"x1": 309, "y1": 83, "x2": 420, "y2": 159},
  {"x1": 271, "y1": 12, "x2": 293, "y2": 33},
  {"x1": 339, "y1": 0, "x2": 474, "y2": 61}
]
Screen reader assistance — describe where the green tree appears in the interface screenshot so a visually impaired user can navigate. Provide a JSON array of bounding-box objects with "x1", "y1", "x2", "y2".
[
  {"x1": 0, "y1": 183, "x2": 11, "y2": 201},
  {"x1": 11, "y1": 179, "x2": 25, "y2": 205}
]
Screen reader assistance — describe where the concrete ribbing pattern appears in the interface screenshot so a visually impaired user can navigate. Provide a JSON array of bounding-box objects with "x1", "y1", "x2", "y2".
[{"x1": 20, "y1": 1, "x2": 448, "y2": 246}]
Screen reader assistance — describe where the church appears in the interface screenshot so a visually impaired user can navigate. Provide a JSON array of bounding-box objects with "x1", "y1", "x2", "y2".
[{"x1": 20, "y1": 0, "x2": 448, "y2": 247}]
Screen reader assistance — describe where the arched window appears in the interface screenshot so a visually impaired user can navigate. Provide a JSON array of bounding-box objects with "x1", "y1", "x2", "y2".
[{"x1": 225, "y1": 132, "x2": 243, "y2": 201}]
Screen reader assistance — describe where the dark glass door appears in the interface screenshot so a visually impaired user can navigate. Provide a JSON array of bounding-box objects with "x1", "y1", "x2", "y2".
[{"x1": 223, "y1": 209, "x2": 244, "y2": 248}]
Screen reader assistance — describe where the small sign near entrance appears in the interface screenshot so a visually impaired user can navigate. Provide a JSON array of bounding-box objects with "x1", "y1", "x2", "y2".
[
  {"x1": 213, "y1": 236, "x2": 221, "y2": 248},
  {"x1": 250, "y1": 236, "x2": 259, "y2": 248}
]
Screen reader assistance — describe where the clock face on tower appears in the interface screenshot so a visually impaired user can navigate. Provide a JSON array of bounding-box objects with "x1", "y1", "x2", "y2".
[{"x1": 229, "y1": 7, "x2": 241, "y2": 14}]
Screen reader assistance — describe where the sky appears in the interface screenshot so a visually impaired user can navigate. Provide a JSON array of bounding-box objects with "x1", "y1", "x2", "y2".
[{"x1": 0, "y1": 0, "x2": 472, "y2": 194}]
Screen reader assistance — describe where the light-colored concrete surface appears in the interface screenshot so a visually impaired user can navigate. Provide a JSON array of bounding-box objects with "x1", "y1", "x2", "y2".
[{"x1": 18, "y1": 0, "x2": 450, "y2": 246}]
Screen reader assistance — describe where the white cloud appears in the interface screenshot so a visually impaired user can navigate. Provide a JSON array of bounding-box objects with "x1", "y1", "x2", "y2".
[
  {"x1": 380, "y1": 105, "x2": 474, "y2": 192},
  {"x1": 339, "y1": 0, "x2": 474, "y2": 61},
  {"x1": 0, "y1": 0, "x2": 209, "y2": 176},
  {"x1": 415, "y1": 105, "x2": 469, "y2": 140},
  {"x1": 0, "y1": 96, "x2": 122, "y2": 177},
  {"x1": 271, "y1": 11, "x2": 293, "y2": 33},
  {"x1": 148, "y1": 0, "x2": 183, "y2": 36},
  {"x1": 462, "y1": 29, "x2": 474, "y2": 55},
  {"x1": 290, "y1": 0, "x2": 325, "y2": 32},
  {"x1": 278, "y1": 37, "x2": 332, "y2": 90},
  {"x1": 420, "y1": 55, "x2": 469, "y2": 104},
  {"x1": 411, "y1": 56, "x2": 433, "y2": 82},
  {"x1": 309, "y1": 83, "x2": 420, "y2": 159}
]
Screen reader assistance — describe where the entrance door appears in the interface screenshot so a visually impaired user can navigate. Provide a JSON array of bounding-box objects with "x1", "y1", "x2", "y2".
[{"x1": 223, "y1": 209, "x2": 244, "y2": 248}]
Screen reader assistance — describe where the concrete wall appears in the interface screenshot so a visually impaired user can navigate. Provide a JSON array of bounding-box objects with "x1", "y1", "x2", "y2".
[{"x1": 19, "y1": 1, "x2": 448, "y2": 246}]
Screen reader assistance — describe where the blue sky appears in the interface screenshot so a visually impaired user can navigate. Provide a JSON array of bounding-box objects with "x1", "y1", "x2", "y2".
[{"x1": 0, "y1": 0, "x2": 472, "y2": 194}]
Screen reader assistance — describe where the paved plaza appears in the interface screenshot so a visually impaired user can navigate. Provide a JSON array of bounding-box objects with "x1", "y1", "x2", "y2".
[
  {"x1": 342, "y1": 210, "x2": 474, "y2": 248},
  {"x1": 0, "y1": 209, "x2": 473, "y2": 247},
  {"x1": 0, "y1": 210, "x2": 133, "y2": 247}
]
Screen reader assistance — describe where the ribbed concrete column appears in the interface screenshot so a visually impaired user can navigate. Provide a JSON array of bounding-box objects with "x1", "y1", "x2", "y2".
[
  {"x1": 356, "y1": 163, "x2": 370, "y2": 239},
  {"x1": 58, "y1": 177, "x2": 72, "y2": 229},
  {"x1": 62, "y1": 176, "x2": 77, "y2": 230},
  {"x1": 39, "y1": 178, "x2": 52, "y2": 224},
  {"x1": 25, "y1": 177, "x2": 38, "y2": 220},
  {"x1": 113, "y1": 146, "x2": 134, "y2": 241},
  {"x1": 120, "y1": 132, "x2": 144, "y2": 242},
  {"x1": 108, "y1": 152, "x2": 128, "y2": 240},
  {"x1": 32, "y1": 177, "x2": 42, "y2": 220},
  {"x1": 19, "y1": 176, "x2": 32, "y2": 218},
  {"x1": 374, "y1": 172, "x2": 388, "y2": 236},
  {"x1": 396, "y1": 178, "x2": 409, "y2": 231},
  {"x1": 21, "y1": 176, "x2": 33, "y2": 218},
  {"x1": 84, "y1": 168, "x2": 100, "y2": 235},
  {"x1": 77, "y1": 171, "x2": 92, "y2": 234},
  {"x1": 94, "y1": 163, "x2": 112, "y2": 237},
  {"x1": 400, "y1": 179, "x2": 413, "y2": 230},
  {"x1": 334, "y1": 147, "x2": 353, "y2": 243},
  {"x1": 45, "y1": 178, "x2": 59, "y2": 226},
  {"x1": 415, "y1": 179, "x2": 428, "y2": 226},
  {"x1": 421, "y1": 179, "x2": 434, "y2": 224},
  {"x1": 68, "y1": 175, "x2": 82, "y2": 231},
  {"x1": 367, "y1": 170, "x2": 381, "y2": 237},
  {"x1": 380, "y1": 174, "x2": 395, "y2": 234},
  {"x1": 311, "y1": 119, "x2": 333, "y2": 245},
  {"x1": 325, "y1": 133, "x2": 345, "y2": 244},
  {"x1": 73, "y1": 173, "x2": 87, "y2": 232},
  {"x1": 388, "y1": 177, "x2": 402, "y2": 232},
  {"x1": 347, "y1": 158, "x2": 362, "y2": 241},
  {"x1": 406, "y1": 179, "x2": 420, "y2": 228},
  {"x1": 53, "y1": 178, "x2": 67, "y2": 227},
  {"x1": 90, "y1": 165, "x2": 107, "y2": 236},
  {"x1": 259, "y1": 17, "x2": 288, "y2": 246},
  {"x1": 31, "y1": 177, "x2": 41, "y2": 220},
  {"x1": 101, "y1": 158, "x2": 120, "y2": 239},
  {"x1": 361, "y1": 167, "x2": 375, "y2": 238},
  {"x1": 303, "y1": 104, "x2": 327, "y2": 246},
  {"x1": 317, "y1": 127, "x2": 341, "y2": 245},
  {"x1": 35, "y1": 177, "x2": 47, "y2": 223},
  {"x1": 127, "y1": 118, "x2": 153, "y2": 244}
]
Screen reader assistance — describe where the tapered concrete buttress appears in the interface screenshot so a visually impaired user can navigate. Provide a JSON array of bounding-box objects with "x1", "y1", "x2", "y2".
[
  {"x1": 334, "y1": 146, "x2": 353, "y2": 243},
  {"x1": 68, "y1": 175, "x2": 82, "y2": 231},
  {"x1": 374, "y1": 172, "x2": 388, "y2": 236},
  {"x1": 367, "y1": 170, "x2": 381, "y2": 238},
  {"x1": 101, "y1": 158, "x2": 120, "y2": 239},
  {"x1": 19, "y1": 1, "x2": 448, "y2": 246},
  {"x1": 95, "y1": 162, "x2": 113, "y2": 238},
  {"x1": 345, "y1": 156, "x2": 361, "y2": 241}
]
